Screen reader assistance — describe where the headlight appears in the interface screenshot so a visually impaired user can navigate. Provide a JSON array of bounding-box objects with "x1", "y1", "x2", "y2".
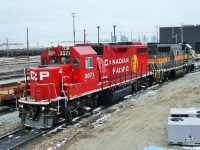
[
  {"x1": 20, "y1": 104, "x2": 24, "y2": 108},
  {"x1": 41, "y1": 107, "x2": 45, "y2": 111}
]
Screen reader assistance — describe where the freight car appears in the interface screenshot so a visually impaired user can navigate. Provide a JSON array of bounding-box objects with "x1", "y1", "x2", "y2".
[
  {"x1": 0, "y1": 78, "x2": 25, "y2": 105},
  {"x1": 0, "y1": 48, "x2": 44, "y2": 57},
  {"x1": 18, "y1": 42, "x2": 194, "y2": 128}
]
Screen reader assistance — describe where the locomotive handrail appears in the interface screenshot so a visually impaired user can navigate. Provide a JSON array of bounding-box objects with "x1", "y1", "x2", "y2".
[
  {"x1": 60, "y1": 68, "x2": 74, "y2": 100},
  {"x1": 61, "y1": 76, "x2": 70, "y2": 98}
]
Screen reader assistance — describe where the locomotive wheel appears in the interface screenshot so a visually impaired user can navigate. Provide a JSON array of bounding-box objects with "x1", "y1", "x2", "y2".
[
  {"x1": 90, "y1": 95, "x2": 98, "y2": 110},
  {"x1": 65, "y1": 108, "x2": 73, "y2": 123},
  {"x1": 132, "y1": 83, "x2": 138, "y2": 92},
  {"x1": 154, "y1": 73, "x2": 159, "y2": 84},
  {"x1": 106, "y1": 90, "x2": 114, "y2": 106},
  {"x1": 148, "y1": 76, "x2": 154, "y2": 87},
  {"x1": 169, "y1": 70, "x2": 175, "y2": 79}
]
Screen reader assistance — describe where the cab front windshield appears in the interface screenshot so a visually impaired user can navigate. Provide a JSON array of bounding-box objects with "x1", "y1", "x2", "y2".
[
  {"x1": 61, "y1": 57, "x2": 70, "y2": 64},
  {"x1": 49, "y1": 56, "x2": 70, "y2": 64}
]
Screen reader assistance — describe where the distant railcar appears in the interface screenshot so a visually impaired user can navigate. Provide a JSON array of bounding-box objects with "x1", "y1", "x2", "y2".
[
  {"x1": 148, "y1": 43, "x2": 194, "y2": 81},
  {"x1": 0, "y1": 48, "x2": 44, "y2": 57}
]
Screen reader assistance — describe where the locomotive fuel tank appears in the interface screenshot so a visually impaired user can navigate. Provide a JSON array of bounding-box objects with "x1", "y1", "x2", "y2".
[{"x1": 174, "y1": 68, "x2": 187, "y2": 77}]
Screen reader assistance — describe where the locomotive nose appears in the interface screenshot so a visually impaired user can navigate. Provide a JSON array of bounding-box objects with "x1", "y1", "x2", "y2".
[{"x1": 29, "y1": 68, "x2": 61, "y2": 101}]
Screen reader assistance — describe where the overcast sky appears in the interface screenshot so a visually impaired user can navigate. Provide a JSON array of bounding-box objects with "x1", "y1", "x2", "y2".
[{"x1": 0, "y1": 0, "x2": 199, "y2": 47}]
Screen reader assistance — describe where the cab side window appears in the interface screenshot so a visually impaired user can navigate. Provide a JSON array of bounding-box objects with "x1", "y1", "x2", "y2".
[
  {"x1": 73, "y1": 56, "x2": 79, "y2": 68},
  {"x1": 85, "y1": 57, "x2": 93, "y2": 69},
  {"x1": 50, "y1": 57, "x2": 58, "y2": 64},
  {"x1": 42, "y1": 57, "x2": 47, "y2": 65}
]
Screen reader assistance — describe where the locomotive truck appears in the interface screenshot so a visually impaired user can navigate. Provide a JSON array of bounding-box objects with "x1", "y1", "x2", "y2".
[{"x1": 18, "y1": 42, "x2": 194, "y2": 128}]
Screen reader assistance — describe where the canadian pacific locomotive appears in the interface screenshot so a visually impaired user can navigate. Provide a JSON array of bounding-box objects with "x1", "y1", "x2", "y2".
[{"x1": 18, "y1": 42, "x2": 194, "y2": 128}]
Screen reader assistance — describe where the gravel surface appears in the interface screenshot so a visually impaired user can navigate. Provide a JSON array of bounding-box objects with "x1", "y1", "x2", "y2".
[
  {"x1": 20, "y1": 71, "x2": 200, "y2": 150},
  {"x1": 65, "y1": 72, "x2": 200, "y2": 150},
  {"x1": 0, "y1": 56, "x2": 39, "y2": 73}
]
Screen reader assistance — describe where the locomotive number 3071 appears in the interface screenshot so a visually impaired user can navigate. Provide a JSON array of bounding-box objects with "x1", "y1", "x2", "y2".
[{"x1": 85, "y1": 72, "x2": 94, "y2": 79}]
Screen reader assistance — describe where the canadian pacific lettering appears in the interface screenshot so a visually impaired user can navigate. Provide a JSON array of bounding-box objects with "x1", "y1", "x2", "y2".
[
  {"x1": 104, "y1": 58, "x2": 129, "y2": 66},
  {"x1": 105, "y1": 58, "x2": 129, "y2": 74},
  {"x1": 113, "y1": 66, "x2": 129, "y2": 74}
]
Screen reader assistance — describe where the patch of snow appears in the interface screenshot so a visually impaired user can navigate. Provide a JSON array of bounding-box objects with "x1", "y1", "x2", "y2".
[
  {"x1": 8, "y1": 135, "x2": 13, "y2": 138},
  {"x1": 124, "y1": 95, "x2": 132, "y2": 99},
  {"x1": 72, "y1": 116, "x2": 82, "y2": 122},
  {"x1": 147, "y1": 84, "x2": 159, "y2": 90},
  {"x1": 15, "y1": 136, "x2": 20, "y2": 139},
  {"x1": 92, "y1": 114, "x2": 111, "y2": 125},
  {"x1": 93, "y1": 106, "x2": 104, "y2": 113},
  {"x1": 48, "y1": 125, "x2": 64, "y2": 134},
  {"x1": 47, "y1": 137, "x2": 69, "y2": 150}
]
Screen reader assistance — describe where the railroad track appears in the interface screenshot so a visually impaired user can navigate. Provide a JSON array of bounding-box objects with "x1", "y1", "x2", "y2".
[
  {"x1": 0, "y1": 110, "x2": 100, "y2": 150},
  {"x1": 0, "y1": 127, "x2": 43, "y2": 150},
  {"x1": 0, "y1": 61, "x2": 39, "y2": 67},
  {"x1": 0, "y1": 105, "x2": 13, "y2": 111},
  {"x1": 0, "y1": 104, "x2": 16, "y2": 116},
  {"x1": 0, "y1": 57, "x2": 40, "y2": 66},
  {"x1": 0, "y1": 70, "x2": 24, "y2": 80}
]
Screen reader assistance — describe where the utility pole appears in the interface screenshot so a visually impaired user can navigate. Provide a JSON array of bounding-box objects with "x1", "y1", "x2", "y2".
[
  {"x1": 72, "y1": 12, "x2": 76, "y2": 45},
  {"x1": 131, "y1": 30, "x2": 132, "y2": 42},
  {"x1": 111, "y1": 32, "x2": 113, "y2": 43},
  {"x1": 83, "y1": 29, "x2": 86, "y2": 44},
  {"x1": 113, "y1": 25, "x2": 116, "y2": 43},
  {"x1": 156, "y1": 25, "x2": 159, "y2": 43},
  {"x1": 6, "y1": 37, "x2": 8, "y2": 58},
  {"x1": 120, "y1": 31, "x2": 122, "y2": 42},
  {"x1": 97, "y1": 26, "x2": 100, "y2": 43},
  {"x1": 181, "y1": 24, "x2": 184, "y2": 44},
  {"x1": 26, "y1": 27, "x2": 29, "y2": 61},
  {"x1": 143, "y1": 35, "x2": 146, "y2": 44},
  {"x1": 138, "y1": 35, "x2": 140, "y2": 42}
]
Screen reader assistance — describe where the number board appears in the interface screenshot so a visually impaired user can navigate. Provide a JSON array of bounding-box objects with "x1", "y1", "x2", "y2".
[{"x1": 59, "y1": 50, "x2": 71, "y2": 56}]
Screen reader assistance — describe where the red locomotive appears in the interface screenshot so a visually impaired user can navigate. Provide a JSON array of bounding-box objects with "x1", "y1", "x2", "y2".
[
  {"x1": 18, "y1": 42, "x2": 194, "y2": 128},
  {"x1": 18, "y1": 43, "x2": 153, "y2": 128}
]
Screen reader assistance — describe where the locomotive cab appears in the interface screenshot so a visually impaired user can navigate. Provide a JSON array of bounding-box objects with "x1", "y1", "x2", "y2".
[{"x1": 66, "y1": 46, "x2": 99, "y2": 96}]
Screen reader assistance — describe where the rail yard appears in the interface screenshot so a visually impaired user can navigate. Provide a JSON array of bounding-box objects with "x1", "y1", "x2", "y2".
[
  {"x1": 0, "y1": 42, "x2": 199, "y2": 150},
  {"x1": 1, "y1": 0, "x2": 200, "y2": 149},
  {"x1": 0, "y1": 56, "x2": 39, "y2": 108}
]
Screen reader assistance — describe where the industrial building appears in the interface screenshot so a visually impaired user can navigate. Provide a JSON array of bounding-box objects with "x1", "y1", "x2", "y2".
[{"x1": 160, "y1": 25, "x2": 200, "y2": 53}]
